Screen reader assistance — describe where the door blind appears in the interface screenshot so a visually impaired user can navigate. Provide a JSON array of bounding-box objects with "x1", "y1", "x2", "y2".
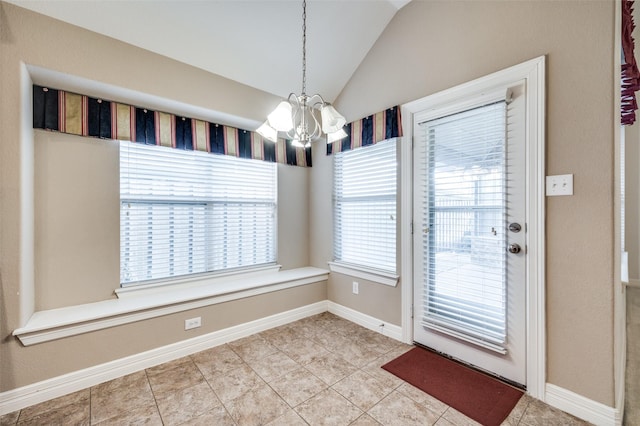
[
  {"x1": 120, "y1": 141, "x2": 277, "y2": 285},
  {"x1": 419, "y1": 102, "x2": 507, "y2": 352},
  {"x1": 333, "y1": 139, "x2": 397, "y2": 273}
]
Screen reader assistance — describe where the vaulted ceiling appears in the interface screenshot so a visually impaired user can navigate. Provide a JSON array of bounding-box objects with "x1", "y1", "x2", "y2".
[{"x1": 8, "y1": 0, "x2": 410, "y2": 103}]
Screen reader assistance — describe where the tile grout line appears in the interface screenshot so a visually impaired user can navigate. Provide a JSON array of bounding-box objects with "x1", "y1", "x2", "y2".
[{"x1": 143, "y1": 368, "x2": 164, "y2": 425}]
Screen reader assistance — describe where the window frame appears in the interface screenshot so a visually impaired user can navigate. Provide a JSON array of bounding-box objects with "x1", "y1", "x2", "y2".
[{"x1": 330, "y1": 138, "x2": 399, "y2": 286}]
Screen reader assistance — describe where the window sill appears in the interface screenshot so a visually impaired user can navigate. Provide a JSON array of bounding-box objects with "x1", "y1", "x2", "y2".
[
  {"x1": 13, "y1": 266, "x2": 329, "y2": 346},
  {"x1": 328, "y1": 262, "x2": 399, "y2": 287},
  {"x1": 115, "y1": 264, "x2": 283, "y2": 299}
]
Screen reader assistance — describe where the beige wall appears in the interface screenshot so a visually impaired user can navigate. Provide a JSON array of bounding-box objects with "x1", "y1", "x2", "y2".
[
  {"x1": 0, "y1": 2, "x2": 316, "y2": 391},
  {"x1": 34, "y1": 131, "x2": 120, "y2": 309},
  {"x1": 626, "y1": 123, "x2": 639, "y2": 280},
  {"x1": 311, "y1": 0, "x2": 617, "y2": 406}
]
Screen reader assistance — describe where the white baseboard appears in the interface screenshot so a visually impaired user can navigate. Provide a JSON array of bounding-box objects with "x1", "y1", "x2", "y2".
[
  {"x1": 0, "y1": 300, "x2": 328, "y2": 416},
  {"x1": 327, "y1": 301, "x2": 403, "y2": 342},
  {"x1": 545, "y1": 383, "x2": 621, "y2": 426}
]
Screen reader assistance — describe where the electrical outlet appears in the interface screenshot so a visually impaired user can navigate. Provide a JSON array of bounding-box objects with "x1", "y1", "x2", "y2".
[
  {"x1": 546, "y1": 174, "x2": 573, "y2": 196},
  {"x1": 184, "y1": 317, "x2": 201, "y2": 330},
  {"x1": 352, "y1": 281, "x2": 359, "y2": 295}
]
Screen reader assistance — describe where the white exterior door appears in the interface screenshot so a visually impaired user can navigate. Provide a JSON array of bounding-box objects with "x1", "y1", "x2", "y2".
[{"x1": 413, "y1": 82, "x2": 527, "y2": 387}]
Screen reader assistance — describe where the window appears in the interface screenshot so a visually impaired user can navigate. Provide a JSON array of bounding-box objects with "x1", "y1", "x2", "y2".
[
  {"x1": 333, "y1": 139, "x2": 397, "y2": 274},
  {"x1": 120, "y1": 141, "x2": 277, "y2": 285}
]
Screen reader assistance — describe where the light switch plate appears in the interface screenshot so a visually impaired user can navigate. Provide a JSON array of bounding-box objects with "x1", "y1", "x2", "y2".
[{"x1": 546, "y1": 174, "x2": 573, "y2": 196}]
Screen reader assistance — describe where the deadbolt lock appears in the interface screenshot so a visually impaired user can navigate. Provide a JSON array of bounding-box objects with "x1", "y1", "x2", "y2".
[{"x1": 509, "y1": 223, "x2": 522, "y2": 233}]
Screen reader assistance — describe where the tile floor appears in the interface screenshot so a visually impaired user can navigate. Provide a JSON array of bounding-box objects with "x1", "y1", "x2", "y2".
[{"x1": 0, "y1": 312, "x2": 590, "y2": 426}]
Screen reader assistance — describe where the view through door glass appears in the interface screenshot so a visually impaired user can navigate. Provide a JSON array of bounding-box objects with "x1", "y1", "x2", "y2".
[
  {"x1": 413, "y1": 83, "x2": 526, "y2": 386},
  {"x1": 423, "y1": 102, "x2": 507, "y2": 352}
]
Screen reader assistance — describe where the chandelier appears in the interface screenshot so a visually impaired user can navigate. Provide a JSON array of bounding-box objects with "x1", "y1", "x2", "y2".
[{"x1": 257, "y1": 0, "x2": 348, "y2": 148}]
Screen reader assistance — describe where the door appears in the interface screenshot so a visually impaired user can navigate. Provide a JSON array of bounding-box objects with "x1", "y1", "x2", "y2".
[{"x1": 413, "y1": 83, "x2": 526, "y2": 387}]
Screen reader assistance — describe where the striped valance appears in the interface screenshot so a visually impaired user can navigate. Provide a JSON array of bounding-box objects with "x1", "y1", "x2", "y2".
[
  {"x1": 32, "y1": 85, "x2": 311, "y2": 167},
  {"x1": 326, "y1": 105, "x2": 402, "y2": 155}
]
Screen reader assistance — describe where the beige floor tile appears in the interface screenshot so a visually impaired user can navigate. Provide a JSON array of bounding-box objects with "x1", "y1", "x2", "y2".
[
  {"x1": 145, "y1": 356, "x2": 192, "y2": 376},
  {"x1": 91, "y1": 376, "x2": 156, "y2": 424},
  {"x1": 395, "y1": 382, "x2": 449, "y2": 416},
  {"x1": 177, "y1": 405, "x2": 235, "y2": 426},
  {"x1": 295, "y1": 388, "x2": 363, "y2": 426},
  {"x1": 332, "y1": 370, "x2": 395, "y2": 411},
  {"x1": 519, "y1": 398, "x2": 590, "y2": 425},
  {"x1": 439, "y1": 407, "x2": 483, "y2": 426},
  {"x1": 304, "y1": 351, "x2": 358, "y2": 386},
  {"x1": 207, "y1": 363, "x2": 266, "y2": 403},
  {"x1": 265, "y1": 408, "x2": 309, "y2": 425},
  {"x1": 246, "y1": 350, "x2": 300, "y2": 382},
  {"x1": 92, "y1": 404, "x2": 163, "y2": 426},
  {"x1": 360, "y1": 362, "x2": 405, "y2": 391},
  {"x1": 350, "y1": 413, "x2": 383, "y2": 425},
  {"x1": 312, "y1": 327, "x2": 350, "y2": 351},
  {"x1": 505, "y1": 392, "x2": 532, "y2": 423},
  {"x1": 368, "y1": 391, "x2": 440, "y2": 426},
  {"x1": 336, "y1": 340, "x2": 386, "y2": 368},
  {"x1": 434, "y1": 417, "x2": 456, "y2": 426},
  {"x1": 155, "y1": 381, "x2": 222, "y2": 426},
  {"x1": 191, "y1": 344, "x2": 244, "y2": 379},
  {"x1": 259, "y1": 324, "x2": 306, "y2": 347},
  {"x1": 17, "y1": 400, "x2": 89, "y2": 426},
  {"x1": 91, "y1": 370, "x2": 149, "y2": 395},
  {"x1": 224, "y1": 383, "x2": 290, "y2": 426},
  {"x1": 501, "y1": 414, "x2": 521, "y2": 426},
  {"x1": 269, "y1": 367, "x2": 328, "y2": 407},
  {"x1": 18, "y1": 389, "x2": 89, "y2": 422},
  {"x1": 0, "y1": 411, "x2": 20, "y2": 426},
  {"x1": 228, "y1": 334, "x2": 279, "y2": 363},
  {"x1": 279, "y1": 337, "x2": 331, "y2": 365},
  {"x1": 147, "y1": 360, "x2": 205, "y2": 396}
]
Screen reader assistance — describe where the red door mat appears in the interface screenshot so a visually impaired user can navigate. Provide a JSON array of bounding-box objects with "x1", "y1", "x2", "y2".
[{"x1": 382, "y1": 347, "x2": 523, "y2": 426}]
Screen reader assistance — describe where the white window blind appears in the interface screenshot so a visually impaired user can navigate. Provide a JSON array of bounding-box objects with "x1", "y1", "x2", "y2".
[
  {"x1": 419, "y1": 102, "x2": 507, "y2": 351},
  {"x1": 333, "y1": 139, "x2": 397, "y2": 273},
  {"x1": 120, "y1": 141, "x2": 277, "y2": 285}
]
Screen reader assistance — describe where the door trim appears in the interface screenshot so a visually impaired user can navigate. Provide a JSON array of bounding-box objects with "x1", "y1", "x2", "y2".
[{"x1": 399, "y1": 56, "x2": 546, "y2": 399}]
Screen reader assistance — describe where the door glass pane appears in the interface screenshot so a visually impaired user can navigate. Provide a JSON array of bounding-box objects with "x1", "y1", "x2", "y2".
[{"x1": 420, "y1": 102, "x2": 507, "y2": 352}]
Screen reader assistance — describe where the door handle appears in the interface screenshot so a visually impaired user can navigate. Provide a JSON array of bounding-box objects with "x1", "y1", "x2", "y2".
[{"x1": 508, "y1": 243, "x2": 521, "y2": 254}]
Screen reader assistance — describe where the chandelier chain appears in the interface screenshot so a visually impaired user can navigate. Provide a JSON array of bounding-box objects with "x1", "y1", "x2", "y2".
[
  {"x1": 257, "y1": 0, "x2": 346, "y2": 147},
  {"x1": 302, "y1": 0, "x2": 307, "y2": 95}
]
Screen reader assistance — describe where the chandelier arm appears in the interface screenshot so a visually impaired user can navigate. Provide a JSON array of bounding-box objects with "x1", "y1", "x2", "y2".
[
  {"x1": 307, "y1": 94, "x2": 326, "y2": 110},
  {"x1": 310, "y1": 110, "x2": 322, "y2": 139}
]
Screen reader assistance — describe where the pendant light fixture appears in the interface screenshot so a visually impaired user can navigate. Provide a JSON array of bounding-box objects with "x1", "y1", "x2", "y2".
[{"x1": 257, "y1": 0, "x2": 347, "y2": 148}]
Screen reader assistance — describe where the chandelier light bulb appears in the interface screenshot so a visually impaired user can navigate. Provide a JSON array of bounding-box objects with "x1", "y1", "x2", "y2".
[
  {"x1": 267, "y1": 101, "x2": 294, "y2": 131},
  {"x1": 326, "y1": 128, "x2": 348, "y2": 144},
  {"x1": 256, "y1": 121, "x2": 278, "y2": 143}
]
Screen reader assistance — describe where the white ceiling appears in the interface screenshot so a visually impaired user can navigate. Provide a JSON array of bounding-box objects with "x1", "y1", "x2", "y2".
[{"x1": 8, "y1": 0, "x2": 410, "y2": 103}]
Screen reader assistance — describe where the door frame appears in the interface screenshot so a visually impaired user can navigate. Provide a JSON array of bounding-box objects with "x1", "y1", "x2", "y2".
[{"x1": 399, "y1": 56, "x2": 546, "y2": 399}]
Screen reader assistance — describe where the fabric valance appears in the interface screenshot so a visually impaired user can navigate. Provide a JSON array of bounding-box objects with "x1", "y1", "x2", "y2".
[
  {"x1": 32, "y1": 85, "x2": 311, "y2": 167},
  {"x1": 326, "y1": 106, "x2": 402, "y2": 155},
  {"x1": 622, "y1": 0, "x2": 640, "y2": 126}
]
